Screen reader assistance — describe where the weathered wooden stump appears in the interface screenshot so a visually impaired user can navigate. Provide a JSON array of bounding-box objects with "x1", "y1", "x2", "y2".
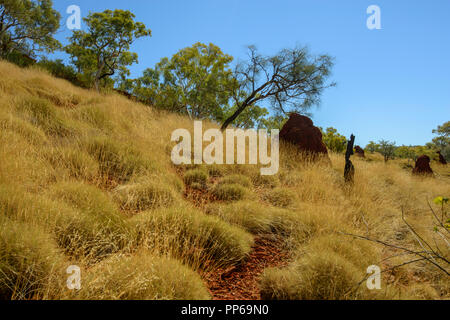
[{"x1": 344, "y1": 134, "x2": 356, "y2": 183}]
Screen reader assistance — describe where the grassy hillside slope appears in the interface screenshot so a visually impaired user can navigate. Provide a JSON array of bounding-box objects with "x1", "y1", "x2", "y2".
[{"x1": 0, "y1": 61, "x2": 448, "y2": 300}]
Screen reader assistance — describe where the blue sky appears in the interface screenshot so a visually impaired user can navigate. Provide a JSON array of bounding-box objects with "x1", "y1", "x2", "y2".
[{"x1": 49, "y1": 0, "x2": 450, "y2": 147}]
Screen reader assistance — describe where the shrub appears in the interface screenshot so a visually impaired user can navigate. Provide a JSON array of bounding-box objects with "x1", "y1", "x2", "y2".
[
  {"x1": 218, "y1": 174, "x2": 252, "y2": 188},
  {"x1": 184, "y1": 169, "x2": 208, "y2": 187},
  {"x1": 130, "y1": 206, "x2": 253, "y2": 268},
  {"x1": 213, "y1": 183, "x2": 246, "y2": 201},
  {"x1": 264, "y1": 188, "x2": 296, "y2": 208},
  {"x1": 0, "y1": 218, "x2": 65, "y2": 300},
  {"x1": 113, "y1": 178, "x2": 177, "y2": 212},
  {"x1": 70, "y1": 252, "x2": 211, "y2": 300}
]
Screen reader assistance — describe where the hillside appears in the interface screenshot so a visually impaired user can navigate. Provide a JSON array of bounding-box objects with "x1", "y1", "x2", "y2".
[{"x1": 0, "y1": 61, "x2": 448, "y2": 300}]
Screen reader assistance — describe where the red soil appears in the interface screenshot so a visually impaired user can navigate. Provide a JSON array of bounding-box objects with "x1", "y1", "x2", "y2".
[{"x1": 202, "y1": 235, "x2": 291, "y2": 300}]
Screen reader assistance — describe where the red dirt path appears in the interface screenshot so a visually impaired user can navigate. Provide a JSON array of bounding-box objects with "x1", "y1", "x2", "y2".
[{"x1": 202, "y1": 235, "x2": 291, "y2": 300}]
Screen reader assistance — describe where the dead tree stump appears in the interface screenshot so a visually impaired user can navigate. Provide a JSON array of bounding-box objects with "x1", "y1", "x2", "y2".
[{"x1": 344, "y1": 134, "x2": 356, "y2": 183}]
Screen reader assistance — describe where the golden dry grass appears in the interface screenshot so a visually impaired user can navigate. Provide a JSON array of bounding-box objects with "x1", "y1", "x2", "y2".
[{"x1": 0, "y1": 60, "x2": 448, "y2": 300}]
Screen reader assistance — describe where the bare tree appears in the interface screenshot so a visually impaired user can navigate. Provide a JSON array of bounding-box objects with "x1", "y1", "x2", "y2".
[{"x1": 221, "y1": 45, "x2": 335, "y2": 130}]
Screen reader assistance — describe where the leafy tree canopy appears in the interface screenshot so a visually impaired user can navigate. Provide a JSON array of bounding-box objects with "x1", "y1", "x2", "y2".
[
  {"x1": 321, "y1": 127, "x2": 347, "y2": 153},
  {"x1": 0, "y1": 0, "x2": 61, "y2": 58},
  {"x1": 65, "y1": 9, "x2": 151, "y2": 90},
  {"x1": 431, "y1": 121, "x2": 450, "y2": 160},
  {"x1": 132, "y1": 42, "x2": 236, "y2": 121}
]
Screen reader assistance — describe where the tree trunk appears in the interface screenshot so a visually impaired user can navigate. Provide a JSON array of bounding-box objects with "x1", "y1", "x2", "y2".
[{"x1": 221, "y1": 103, "x2": 247, "y2": 131}]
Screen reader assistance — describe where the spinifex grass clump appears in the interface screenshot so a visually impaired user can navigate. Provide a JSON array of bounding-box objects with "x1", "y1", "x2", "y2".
[
  {"x1": 212, "y1": 183, "x2": 247, "y2": 201},
  {"x1": 113, "y1": 177, "x2": 178, "y2": 212},
  {"x1": 263, "y1": 188, "x2": 296, "y2": 208},
  {"x1": 48, "y1": 182, "x2": 133, "y2": 263},
  {"x1": 0, "y1": 218, "x2": 66, "y2": 300},
  {"x1": 206, "y1": 201, "x2": 301, "y2": 236},
  {"x1": 69, "y1": 252, "x2": 211, "y2": 300},
  {"x1": 85, "y1": 137, "x2": 148, "y2": 183},
  {"x1": 46, "y1": 146, "x2": 99, "y2": 181},
  {"x1": 184, "y1": 169, "x2": 209, "y2": 188},
  {"x1": 15, "y1": 96, "x2": 74, "y2": 137},
  {"x1": 218, "y1": 174, "x2": 252, "y2": 189},
  {"x1": 260, "y1": 235, "x2": 383, "y2": 300},
  {"x1": 130, "y1": 206, "x2": 253, "y2": 269}
]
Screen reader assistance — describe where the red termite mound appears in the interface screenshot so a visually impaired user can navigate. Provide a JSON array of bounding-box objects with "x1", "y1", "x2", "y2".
[
  {"x1": 354, "y1": 146, "x2": 365, "y2": 158},
  {"x1": 279, "y1": 114, "x2": 329, "y2": 158},
  {"x1": 412, "y1": 155, "x2": 434, "y2": 176}
]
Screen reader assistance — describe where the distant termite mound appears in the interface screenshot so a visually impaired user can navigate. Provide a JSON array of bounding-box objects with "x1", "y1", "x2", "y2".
[
  {"x1": 412, "y1": 155, "x2": 434, "y2": 176},
  {"x1": 280, "y1": 113, "x2": 329, "y2": 161},
  {"x1": 354, "y1": 146, "x2": 365, "y2": 158}
]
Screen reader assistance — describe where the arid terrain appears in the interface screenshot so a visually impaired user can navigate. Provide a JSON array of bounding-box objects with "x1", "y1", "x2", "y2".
[{"x1": 0, "y1": 61, "x2": 448, "y2": 300}]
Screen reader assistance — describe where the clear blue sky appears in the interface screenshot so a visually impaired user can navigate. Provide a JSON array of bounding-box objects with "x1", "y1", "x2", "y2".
[{"x1": 49, "y1": 0, "x2": 450, "y2": 147}]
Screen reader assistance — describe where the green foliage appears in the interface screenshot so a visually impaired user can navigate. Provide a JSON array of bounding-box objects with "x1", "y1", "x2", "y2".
[
  {"x1": 224, "y1": 104, "x2": 269, "y2": 129},
  {"x1": 0, "y1": 0, "x2": 61, "y2": 58},
  {"x1": 36, "y1": 58, "x2": 81, "y2": 86},
  {"x1": 65, "y1": 9, "x2": 151, "y2": 90},
  {"x1": 259, "y1": 114, "x2": 288, "y2": 131},
  {"x1": 431, "y1": 121, "x2": 450, "y2": 161},
  {"x1": 365, "y1": 141, "x2": 378, "y2": 154},
  {"x1": 321, "y1": 127, "x2": 347, "y2": 153},
  {"x1": 221, "y1": 45, "x2": 335, "y2": 129},
  {"x1": 132, "y1": 42, "x2": 236, "y2": 121},
  {"x1": 377, "y1": 140, "x2": 397, "y2": 162},
  {"x1": 433, "y1": 196, "x2": 449, "y2": 206},
  {"x1": 395, "y1": 145, "x2": 435, "y2": 162}
]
